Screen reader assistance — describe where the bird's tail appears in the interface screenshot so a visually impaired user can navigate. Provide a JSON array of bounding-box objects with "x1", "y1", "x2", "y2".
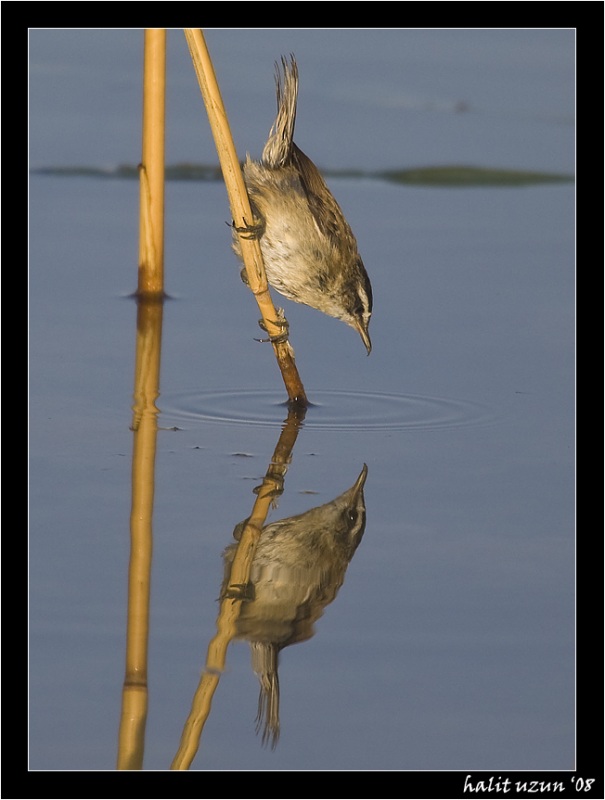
[
  {"x1": 250, "y1": 641, "x2": 281, "y2": 748},
  {"x1": 261, "y1": 55, "x2": 298, "y2": 168}
]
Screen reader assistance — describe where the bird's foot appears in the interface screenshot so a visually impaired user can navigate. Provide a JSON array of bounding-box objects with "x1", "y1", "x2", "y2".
[
  {"x1": 231, "y1": 216, "x2": 264, "y2": 241},
  {"x1": 222, "y1": 582, "x2": 255, "y2": 602},
  {"x1": 253, "y1": 470, "x2": 285, "y2": 503},
  {"x1": 255, "y1": 308, "x2": 290, "y2": 344}
]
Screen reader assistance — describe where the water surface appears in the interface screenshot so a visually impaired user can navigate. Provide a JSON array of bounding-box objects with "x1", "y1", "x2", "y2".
[{"x1": 29, "y1": 28, "x2": 575, "y2": 775}]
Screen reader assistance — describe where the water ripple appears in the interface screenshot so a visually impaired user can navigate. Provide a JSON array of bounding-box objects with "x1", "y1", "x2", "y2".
[{"x1": 160, "y1": 389, "x2": 499, "y2": 432}]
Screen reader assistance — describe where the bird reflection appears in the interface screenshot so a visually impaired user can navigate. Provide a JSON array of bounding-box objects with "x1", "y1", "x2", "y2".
[{"x1": 221, "y1": 464, "x2": 368, "y2": 748}]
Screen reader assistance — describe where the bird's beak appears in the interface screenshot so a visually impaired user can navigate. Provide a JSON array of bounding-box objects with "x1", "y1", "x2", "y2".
[
  {"x1": 354, "y1": 320, "x2": 372, "y2": 355},
  {"x1": 354, "y1": 463, "x2": 369, "y2": 492}
]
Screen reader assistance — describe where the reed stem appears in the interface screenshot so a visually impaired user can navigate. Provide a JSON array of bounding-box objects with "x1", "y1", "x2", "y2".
[
  {"x1": 137, "y1": 30, "x2": 166, "y2": 296},
  {"x1": 183, "y1": 29, "x2": 308, "y2": 407}
]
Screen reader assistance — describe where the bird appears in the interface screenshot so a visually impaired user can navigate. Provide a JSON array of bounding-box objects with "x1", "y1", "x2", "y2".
[
  {"x1": 221, "y1": 464, "x2": 369, "y2": 747},
  {"x1": 233, "y1": 55, "x2": 373, "y2": 354}
]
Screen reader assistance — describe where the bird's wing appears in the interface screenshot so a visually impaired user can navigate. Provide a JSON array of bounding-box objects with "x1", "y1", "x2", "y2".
[{"x1": 291, "y1": 143, "x2": 347, "y2": 246}]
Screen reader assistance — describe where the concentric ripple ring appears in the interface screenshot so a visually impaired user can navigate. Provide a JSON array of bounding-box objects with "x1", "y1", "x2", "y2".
[{"x1": 160, "y1": 389, "x2": 499, "y2": 431}]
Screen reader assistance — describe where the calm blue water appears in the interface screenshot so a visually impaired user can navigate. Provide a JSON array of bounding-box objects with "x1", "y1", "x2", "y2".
[{"x1": 29, "y1": 29, "x2": 575, "y2": 777}]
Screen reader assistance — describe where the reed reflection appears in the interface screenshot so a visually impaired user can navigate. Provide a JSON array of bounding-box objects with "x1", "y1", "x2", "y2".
[
  {"x1": 221, "y1": 464, "x2": 368, "y2": 748},
  {"x1": 172, "y1": 409, "x2": 368, "y2": 768},
  {"x1": 172, "y1": 407, "x2": 305, "y2": 768},
  {"x1": 117, "y1": 294, "x2": 163, "y2": 770}
]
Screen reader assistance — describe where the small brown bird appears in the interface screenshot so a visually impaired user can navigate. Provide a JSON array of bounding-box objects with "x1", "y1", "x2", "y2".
[
  {"x1": 234, "y1": 55, "x2": 373, "y2": 354},
  {"x1": 221, "y1": 464, "x2": 369, "y2": 747}
]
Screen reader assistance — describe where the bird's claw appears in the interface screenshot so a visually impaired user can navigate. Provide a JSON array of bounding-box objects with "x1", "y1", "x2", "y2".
[
  {"x1": 222, "y1": 582, "x2": 255, "y2": 602},
  {"x1": 231, "y1": 216, "x2": 264, "y2": 241},
  {"x1": 255, "y1": 308, "x2": 290, "y2": 344},
  {"x1": 253, "y1": 471, "x2": 285, "y2": 500}
]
